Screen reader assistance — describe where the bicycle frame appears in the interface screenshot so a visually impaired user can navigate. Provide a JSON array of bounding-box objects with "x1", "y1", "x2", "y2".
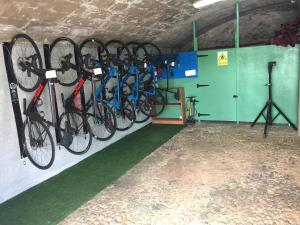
[
  {"x1": 122, "y1": 65, "x2": 140, "y2": 105},
  {"x1": 23, "y1": 53, "x2": 92, "y2": 133},
  {"x1": 88, "y1": 60, "x2": 126, "y2": 112},
  {"x1": 139, "y1": 64, "x2": 157, "y2": 97}
]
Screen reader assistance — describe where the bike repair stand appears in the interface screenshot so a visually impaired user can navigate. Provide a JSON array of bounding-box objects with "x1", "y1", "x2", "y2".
[{"x1": 251, "y1": 61, "x2": 297, "y2": 138}]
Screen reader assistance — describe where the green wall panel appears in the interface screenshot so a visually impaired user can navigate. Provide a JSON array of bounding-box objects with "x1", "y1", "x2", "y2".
[
  {"x1": 238, "y1": 45, "x2": 299, "y2": 124},
  {"x1": 158, "y1": 45, "x2": 299, "y2": 125}
]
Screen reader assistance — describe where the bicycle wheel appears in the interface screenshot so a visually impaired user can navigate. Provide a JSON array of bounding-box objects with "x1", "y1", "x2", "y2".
[
  {"x1": 135, "y1": 93, "x2": 151, "y2": 123},
  {"x1": 23, "y1": 117, "x2": 55, "y2": 169},
  {"x1": 80, "y1": 38, "x2": 110, "y2": 68},
  {"x1": 141, "y1": 42, "x2": 162, "y2": 65},
  {"x1": 125, "y1": 42, "x2": 140, "y2": 55},
  {"x1": 58, "y1": 111, "x2": 92, "y2": 155},
  {"x1": 134, "y1": 43, "x2": 149, "y2": 68},
  {"x1": 50, "y1": 37, "x2": 81, "y2": 86},
  {"x1": 87, "y1": 101, "x2": 117, "y2": 141},
  {"x1": 150, "y1": 89, "x2": 166, "y2": 117},
  {"x1": 105, "y1": 40, "x2": 132, "y2": 67},
  {"x1": 10, "y1": 33, "x2": 43, "y2": 92},
  {"x1": 115, "y1": 98, "x2": 135, "y2": 131}
]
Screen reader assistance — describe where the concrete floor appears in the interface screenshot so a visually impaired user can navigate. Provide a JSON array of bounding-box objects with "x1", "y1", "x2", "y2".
[{"x1": 59, "y1": 123, "x2": 300, "y2": 225}]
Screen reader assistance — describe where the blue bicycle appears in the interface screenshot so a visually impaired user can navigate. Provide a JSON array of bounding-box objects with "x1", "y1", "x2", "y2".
[
  {"x1": 119, "y1": 43, "x2": 152, "y2": 123},
  {"x1": 79, "y1": 38, "x2": 117, "y2": 141},
  {"x1": 126, "y1": 42, "x2": 166, "y2": 119},
  {"x1": 81, "y1": 38, "x2": 135, "y2": 134}
]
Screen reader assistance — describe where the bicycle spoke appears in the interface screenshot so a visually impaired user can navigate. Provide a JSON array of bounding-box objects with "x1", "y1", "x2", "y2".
[{"x1": 23, "y1": 119, "x2": 54, "y2": 169}]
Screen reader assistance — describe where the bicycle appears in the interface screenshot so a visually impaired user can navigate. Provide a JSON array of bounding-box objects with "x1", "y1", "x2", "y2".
[
  {"x1": 103, "y1": 62, "x2": 136, "y2": 131},
  {"x1": 79, "y1": 38, "x2": 117, "y2": 141},
  {"x1": 134, "y1": 42, "x2": 166, "y2": 118},
  {"x1": 10, "y1": 34, "x2": 93, "y2": 169},
  {"x1": 80, "y1": 39, "x2": 135, "y2": 131},
  {"x1": 121, "y1": 42, "x2": 152, "y2": 123}
]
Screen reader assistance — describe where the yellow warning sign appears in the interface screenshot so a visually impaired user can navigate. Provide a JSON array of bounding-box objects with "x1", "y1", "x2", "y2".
[{"x1": 218, "y1": 51, "x2": 228, "y2": 66}]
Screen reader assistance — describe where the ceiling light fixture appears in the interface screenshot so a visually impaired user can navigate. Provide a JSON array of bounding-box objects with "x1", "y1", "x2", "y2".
[{"x1": 193, "y1": 0, "x2": 224, "y2": 9}]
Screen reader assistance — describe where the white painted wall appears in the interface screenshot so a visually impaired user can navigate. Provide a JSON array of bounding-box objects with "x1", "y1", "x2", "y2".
[{"x1": 0, "y1": 43, "x2": 150, "y2": 204}]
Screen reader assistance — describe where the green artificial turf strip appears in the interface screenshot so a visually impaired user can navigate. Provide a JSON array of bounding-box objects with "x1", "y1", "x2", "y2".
[{"x1": 0, "y1": 124, "x2": 183, "y2": 225}]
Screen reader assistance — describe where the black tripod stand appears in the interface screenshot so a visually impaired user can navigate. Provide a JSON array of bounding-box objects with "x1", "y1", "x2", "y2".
[{"x1": 251, "y1": 61, "x2": 297, "y2": 137}]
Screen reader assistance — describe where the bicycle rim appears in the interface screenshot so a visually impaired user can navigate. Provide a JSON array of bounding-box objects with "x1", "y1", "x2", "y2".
[
  {"x1": 80, "y1": 38, "x2": 110, "y2": 68},
  {"x1": 10, "y1": 33, "x2": 42, "y2": 92},
  {"x1": 87, "y1": 102, "x2": 117, "y2": 141},
  {"x1": 50, "y1": 37, "x2": 81, "y2": 86},
  {"x1": 23, "y1": 118, "x2": 55, "y2": 169},
  {"x1": 150, "y1": 90, "x2": 165, "y2": 117},
  {"x1": 115, "y1": 99, "x2": 135, "y2": 131},
  {"x1": 59, "y1": 111, "x2": 92, "y2": 154},
  {"x1": 135, "y1": 93, "x2": 151, "y2": 123}
]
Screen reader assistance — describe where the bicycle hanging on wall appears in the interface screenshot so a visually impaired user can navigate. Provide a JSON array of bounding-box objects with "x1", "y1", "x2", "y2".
[
  {"x1": 79, "y1": 37, "x2": 117, "y2": 141},
  {"x1": 9, "y1": 34, "x2": 93, "y2": 169}
]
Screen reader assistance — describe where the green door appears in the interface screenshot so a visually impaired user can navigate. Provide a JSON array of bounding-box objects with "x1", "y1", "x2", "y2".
[{"x1": 198, "y1": 49, "x2": 238, "y2": 122}]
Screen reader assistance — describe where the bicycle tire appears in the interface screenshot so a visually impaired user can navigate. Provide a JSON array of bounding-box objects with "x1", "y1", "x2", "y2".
[
  {"x1": 58, "y1": 111, "x2": 92, "y2": 155},
  {"x1": 80, "y1": 37, "x2": 110, "y2": 67},
  {"x1": 150, "y1": 89, "x2": 166, "y2": 117},
  {"x1": 87, "y1": 101, "x2": 117, "y2": 141},
  {"x1": 23, "y1": 117, "x2": 55, "y2": 170},
  {"x1": 141, "y1": 42, "x2": 162, "y2": 64},
  {"x1": 115, "y1": 98, "x2": 135, "y2": 131},
  {"x1": 135, "y1": 93, "x2": 151, "y2": 123},
  {"x1": 50, "y1": 37, "x2": 81, "y2": 87},
  {"x1": 134, "y1": 43, "x2": 150, "y2": 66},
  {"x1": 10, "y1": 33, "x2": 43, "y2": 92},
  {"x1": 105, "y1": 40, "x2": 132, "y2": 67}
]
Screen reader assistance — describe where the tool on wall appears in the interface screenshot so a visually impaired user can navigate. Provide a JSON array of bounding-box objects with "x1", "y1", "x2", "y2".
[
  {"x1": 186, "y1": 95, "x2": 210, "y2": 124},
  {"x1": 251, "y1": 61, "x2": 298, "y2": 137},
  {"x1": 186, "y1": 96, "x2": 199, "y2": 123}
]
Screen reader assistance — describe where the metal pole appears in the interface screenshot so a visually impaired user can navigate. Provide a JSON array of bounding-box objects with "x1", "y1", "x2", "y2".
[
  {"x1": 298, "y1": 1, "x2": 300, "y2": 136},
  {"x1": 193, "y1": 21, "x2": 199, "y2": 51},
  {"x1": 235, "y1": 1, "x2": 240, "y2": 48},
  {"x1": 235, "y1": 0, "x2": 240, "y2": 124}
]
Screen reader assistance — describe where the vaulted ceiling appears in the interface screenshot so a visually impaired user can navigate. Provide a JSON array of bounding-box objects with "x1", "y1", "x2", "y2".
[{"x1": 0, "y1": 0, "x2": 298, "y2": 50}]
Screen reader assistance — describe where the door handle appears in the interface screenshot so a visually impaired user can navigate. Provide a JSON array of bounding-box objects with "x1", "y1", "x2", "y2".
[{"x1": 233, "y1": 95, "x2": 238, "y2": 98}]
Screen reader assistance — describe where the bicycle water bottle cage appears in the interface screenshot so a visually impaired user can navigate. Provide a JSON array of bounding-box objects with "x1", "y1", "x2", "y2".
[{"x1": 61, "y1": 121, "x2": 74, "y2": 148}]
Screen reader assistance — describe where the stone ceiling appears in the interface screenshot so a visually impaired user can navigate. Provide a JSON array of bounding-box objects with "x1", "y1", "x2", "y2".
[{"x1": 0, "y1": 0, "x2": 298, "y2": 50}]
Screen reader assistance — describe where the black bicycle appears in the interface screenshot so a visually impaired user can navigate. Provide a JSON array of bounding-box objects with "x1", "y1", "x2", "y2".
[{"x1": 10, "y1": 34, "x2": 93, "y2": 169}]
